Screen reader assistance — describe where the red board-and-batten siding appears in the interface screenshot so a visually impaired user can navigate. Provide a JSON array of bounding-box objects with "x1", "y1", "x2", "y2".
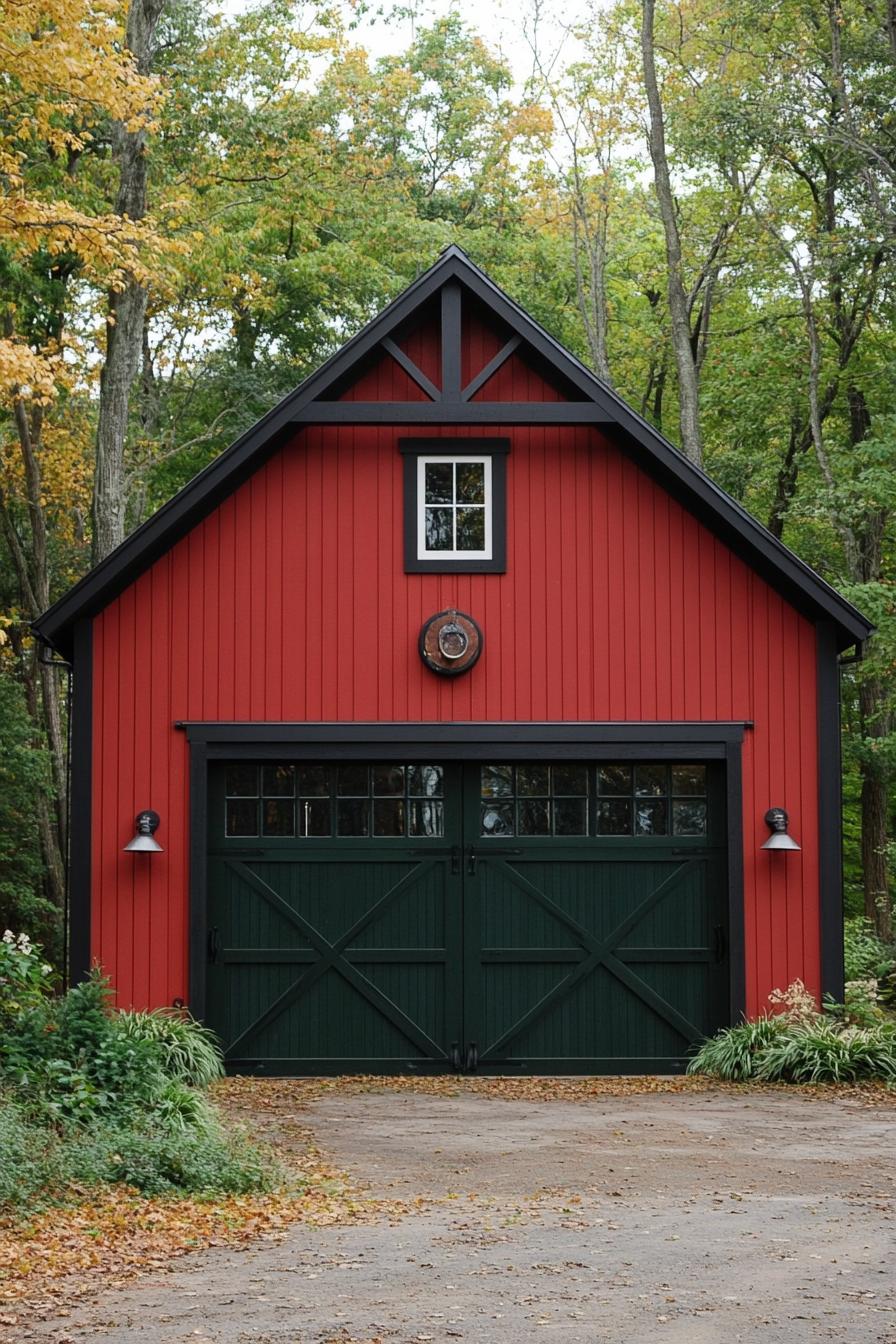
[{"x1": 90, "y1": 339, "x2": 820, "y2": 1021}]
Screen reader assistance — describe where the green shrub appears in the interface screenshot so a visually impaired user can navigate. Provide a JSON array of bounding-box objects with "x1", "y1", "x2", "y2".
[
  {"x1": 68, "y1": 1119, "x2": 280, "y2": 1198},
  {"x1": 844, "y1": 916, "x2": 896, "y2": 983},
  {"x1": 0, "y1": 953, "x2": 276, "y2": 1211},
  {"x1": 0, "y1": 1095, "x2": 61, "y2": 1207},
  {"x1": 824, "y1": 978, "x2": 886, "y2": 1029},
  {"x1": 755, "y1": 1020, "x2": 896, "y2": 1084},
  {"x1": 687, "y1": 1016, "x2": 785, "y2": 1080},
  {"x1": 118, "y1": 1009, "x2": 224, "y2": 1088},
  {"x1": 0, "y1": 929, "x2": 54, "y2": 1023}
]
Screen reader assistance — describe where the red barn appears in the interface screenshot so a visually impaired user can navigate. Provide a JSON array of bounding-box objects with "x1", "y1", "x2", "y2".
[{"x1": 35, "y1": 248, "x2": 872, "y2": 1075}]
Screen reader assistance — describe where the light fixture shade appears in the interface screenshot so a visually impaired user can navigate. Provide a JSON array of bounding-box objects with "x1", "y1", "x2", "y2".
[
  {"x1": 761, "y1": 830, "x2": 801, "y2": 851},
  {"x1": 124, "y1": 809, "x2": 163, "y2": 853},
  {"x1": 762, "y1": 806, "x2": 800, "y2": 852}
]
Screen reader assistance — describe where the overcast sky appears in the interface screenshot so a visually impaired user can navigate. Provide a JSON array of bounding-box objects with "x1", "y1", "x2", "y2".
[{"x1": 344, "y1": 0, "x2": 589, "y2": 80}]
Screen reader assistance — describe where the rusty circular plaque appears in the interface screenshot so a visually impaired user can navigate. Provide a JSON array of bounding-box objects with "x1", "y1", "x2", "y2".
[{"x1": 419, "y1": 609, "x2": 483, "y2": 676}]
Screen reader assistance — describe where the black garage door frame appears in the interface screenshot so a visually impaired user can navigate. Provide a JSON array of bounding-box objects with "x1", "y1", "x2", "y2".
[{"x1": 180, "y1": 721, "x2": 748, "y2": 1031}]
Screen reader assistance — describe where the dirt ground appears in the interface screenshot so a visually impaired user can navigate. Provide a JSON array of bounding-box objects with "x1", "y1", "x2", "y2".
[{"x1": 19, "y1": 1084, "x2": 896, "y2": 1344}]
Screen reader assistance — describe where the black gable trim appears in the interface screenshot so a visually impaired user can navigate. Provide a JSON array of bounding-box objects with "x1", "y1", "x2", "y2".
[{"x1": 34, "y1": 245, "x2": 873, "y2": 658}]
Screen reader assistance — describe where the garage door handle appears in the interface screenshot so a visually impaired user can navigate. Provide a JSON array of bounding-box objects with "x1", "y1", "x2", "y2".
[
  {"x1": 466, "y1": 1042, "x2": 479, "y2": 1072},
  {"x1": 208, "y1": 926, "x2": 221, "y2": 964},
  {"x1": 450, "y1": 1041, "x2": 462, "y2": 1072},
  {"x1": 714, "y1": 925, "x2": 726, "y2": 963}
]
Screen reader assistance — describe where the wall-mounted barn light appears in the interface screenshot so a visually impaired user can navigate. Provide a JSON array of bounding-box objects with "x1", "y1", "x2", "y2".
[
  {"x1": 124, "y1": 810, "x2": 163, "y2": 853},
  {"x1": 761, "y1": 807, "x2": 801, "y2": 852}
]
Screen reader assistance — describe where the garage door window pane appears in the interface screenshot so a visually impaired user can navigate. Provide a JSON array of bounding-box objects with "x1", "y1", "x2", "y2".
[
  {"x1": 517, "y1": 766, "x2": 550, "y2": 796},
  {"x1": 263, "y1": 799, "x2": 295, "y2": 836},
  {"x1": 337, "y1": 799, "x2": 370, "y2": 835},
  {"x1": 481, "y1": 765, "x2": 513, "y2": 798},
  {"x1": 554, "y1": 798, "x2": 587, "y2": 835},
  {"x1": 635, "y1": 799, "x2": 667, "y2": 835},
  {"x1": 226, "y1": 799, "x2": 258, "y2": 836},
  {"x1": 337, "y1": 765, "x2": 368, "y2": 796},
  {"x1": 409, "y1": 800, "x2": 443, "y2": 836},
  {"x1": 598, "y1": 764, "x2": 631, "y2": 795},
  {"x1": 481, "y1": 802, "x2": 514, "y2": 836},
  {"x1": 299, "y1": 799, "x2": 331, "y2": 837},
  {"x1": 672, "y1": 765, "x2": 706, "y2": 797},
  {"x1": 297, "y1": 766, "x2": 329, "y2": 796},
  {"x1": 262, "y1": 765, "x2": 294, "y2": 797},
  {"x1": 552, "y1": 764, "x2": 588, "y2": 796},
  {"x1": 634, "y1": 765, "x2": 666, "y2": 796},
  {"x1": 373, "y1": 765, "x2": 404, "y2": 795},
  {"x1": 518, "y1": 798, "x2": 551, "y2": 835},
  {"x1": 374, "y1": 799, "x2": 405, "y2": 836},
  {"x1": 597, "y1": 799, "x2": 632, "y2": 835},
  {"x1": 225, "y1": 764, "x2": 257, "y2": 797},
  {"x1": 408, "y1": 765, "x2": 443, "y2": 797},
  {"x1": 673, "y1": 800, "x2": 707, "y2": 835}
]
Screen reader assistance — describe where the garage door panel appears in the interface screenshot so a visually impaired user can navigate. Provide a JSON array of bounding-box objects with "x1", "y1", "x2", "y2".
[
  {"x1": 206, "y1": 758, "x2": 729, "y2": 1074},
  {"x1": 235, "y1": 968, "x2": 437, "y2": 1063},
  {"x1": 502, "y1": 964, "x2": 693, "y2": 1061}
]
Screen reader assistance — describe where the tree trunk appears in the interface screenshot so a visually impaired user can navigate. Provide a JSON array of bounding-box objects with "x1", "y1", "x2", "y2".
[
  {"x1": 859, "y1": 676, "x2": 893, "y2": 943},
  {"x1": 91, "y1": 0, "x2": 166, "y2": 565},
  {"x1": 640, "y1": 0, "x2": 703, "y2": 466}
]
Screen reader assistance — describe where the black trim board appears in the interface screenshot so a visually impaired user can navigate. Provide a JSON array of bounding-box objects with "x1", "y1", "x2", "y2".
[
  {"x1": 181, "y1": 721, "x2": 748, "y2": 748},
  {"x1": 34, "y1": 246, "x2": 873, "y2": 658},
  {"x1": 401, "y1": 438, "x2": 508, "y2": 573},
  {"x1": 817, "y1": 622, "x2": 845, "y2": 1000},
  {"x1": 185, "y1": 721, "x2": 746, "y2": 1028},
  {"x1": 69, "y1": 619, "x2": 93, "y2": 985}
]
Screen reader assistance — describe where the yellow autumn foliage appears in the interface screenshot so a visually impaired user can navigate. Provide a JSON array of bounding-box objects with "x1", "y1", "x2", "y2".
[{"x1": 0, "y1": 0, "x2": 166, "y2": 400}]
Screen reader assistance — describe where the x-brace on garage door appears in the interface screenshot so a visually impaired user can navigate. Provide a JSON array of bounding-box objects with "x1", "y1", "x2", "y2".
[{"x1": 205, "y1": 760, "x2": 729, "y2": 1074}]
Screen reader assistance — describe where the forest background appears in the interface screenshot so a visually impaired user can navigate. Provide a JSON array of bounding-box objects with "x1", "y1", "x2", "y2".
[{"x1": 1, "y1": 0, "x2": 894, "y2": 968}]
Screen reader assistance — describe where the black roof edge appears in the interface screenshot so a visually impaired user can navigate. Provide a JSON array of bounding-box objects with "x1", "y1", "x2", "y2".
[{"x1": 34, "y1": 243, "x2": 874, "y2": 659}]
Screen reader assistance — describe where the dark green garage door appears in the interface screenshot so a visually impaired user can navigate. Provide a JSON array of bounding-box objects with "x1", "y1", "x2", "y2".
[{"x1": 205, "y1": 761, "x2": 729, "y2": 1074}]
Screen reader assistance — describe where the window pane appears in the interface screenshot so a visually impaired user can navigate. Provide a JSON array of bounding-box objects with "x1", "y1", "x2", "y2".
[
  {"x1": 409, "y1": 799, "x2": 443, "y2": 837},
  {"x1": 226, "y1": 799, "x2": 258, "y2": 836},
  {"x1": 598, "y1": 765, "x2": 632, "y2": 795},
  {"x1": 336, "y1": 765, "x2": 368, "y2": 796},
  {"x1": 337, "y1": 799, "x2": 369, "y2": 836},
  {"x1": 517, "y1": 765, "x2": 550, "y2": 797},
  {"x1": 518, "y1": 798, "x2": 550, "y2": 835},
  {"x1": 225, "y1": 764, "x2": 257, "y2": 797},
  {"x1": 262, "y1": 765, "x2": 294, "y2": 797},
  {"x1": 481, "y1": 802, "x2": 514, "y2": 836},
  {"x1": 671, "y1": 765, "x2": 706, "y2": 796},
  {"x1": 635, "y1": 799, "x2": 667, "y2": 835},
  {"x1": 424, "y1": 461, "x2": 453, "y2": 503},
  {"x1": 481, "y1": 765, "x2": 513, "y2": 798},
  {"x1": 374, "y1": 799, "x2": 405, "y2": 836},
  {"x1": 554, "y1": 798, "x2": 588, "y2": 835},
  {"x1": 262, "y1": 799, "x2": 295, "y2": 836},
  {"x1": 673, "y1": 800, "x2": 707, "y2": 835},
  {"x1": 635, "y1": 765, "x2": 667, "y2": 797},
  {"x1": 297, "y1": 765, "x2": 329, "y2": 796},
  {"x1": 598, "y1": 799, "x2": 632, "y2": 835},
  {"x1": 455, "y1": 507, "x2": 485, "y2": 552},
  {"x1": 552, "y1": 764, "x2": 588, "y2": 796},
  {"x1": 372, "y1": 765, "x2": 404, "y2": 796},
  {"x1": 300, "y1": 799, "x2": 331, "y2": 837},
  {"x1": 456, "y1": 461, "x2": 485, "y2": 504},
  {"x1": 425, "y1": 507, "x2": 453, "y2": 550},
  {"x1": 408, "y1": 765, "x2": 443, "y2": 797}
]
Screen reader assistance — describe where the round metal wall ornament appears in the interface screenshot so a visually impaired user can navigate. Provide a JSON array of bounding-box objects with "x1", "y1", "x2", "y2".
[{"x1": 419, "y1": 609, "x2": 483, "y2": 676}]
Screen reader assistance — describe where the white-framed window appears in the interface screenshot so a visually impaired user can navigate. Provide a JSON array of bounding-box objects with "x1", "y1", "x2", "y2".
[
  {"x1": 400, "y1": 437, "x2": 508, "y2": 573},
  {"x1": 416, "y1": 455, "x2": 492, "y2": 561}
]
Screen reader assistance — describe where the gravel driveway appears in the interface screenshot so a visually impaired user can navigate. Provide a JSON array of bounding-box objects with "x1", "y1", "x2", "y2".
[{"x1": 23, "y1": 1084, "x2": 896, "y2": 1343}]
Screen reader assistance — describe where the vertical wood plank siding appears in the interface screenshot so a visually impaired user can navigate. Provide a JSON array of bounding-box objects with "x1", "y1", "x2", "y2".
[{"x1": 92, "y1": 419, "x2": 820, "y2": 1018}]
